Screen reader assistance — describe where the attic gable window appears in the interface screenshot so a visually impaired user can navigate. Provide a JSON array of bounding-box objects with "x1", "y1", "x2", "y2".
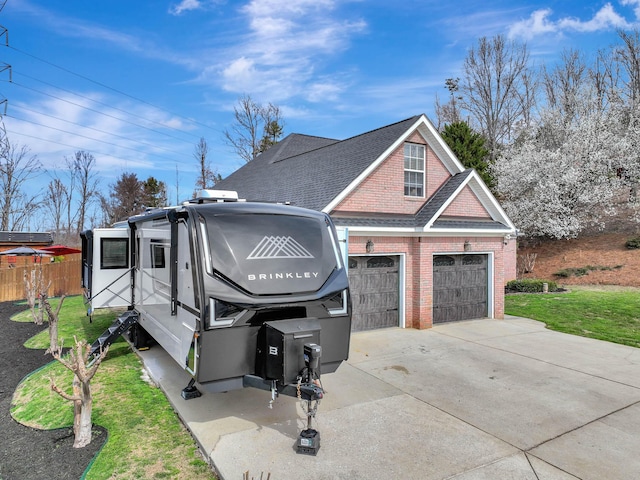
[{"x1": 404, "y1": 143, "x2": 425, "y2": 197}]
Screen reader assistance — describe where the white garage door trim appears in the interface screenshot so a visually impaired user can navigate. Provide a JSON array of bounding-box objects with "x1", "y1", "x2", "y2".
[{"x1": 347, "y1": 253, "x2": 406, "y2": 329}]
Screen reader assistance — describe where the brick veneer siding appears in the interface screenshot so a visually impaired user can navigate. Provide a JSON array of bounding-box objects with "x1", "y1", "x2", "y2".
[
  {"x1": 441, "y1": 185, "x2": 491, "y2": 218},
  {"x1": 349, "y1": 235, "x2": 509, "y2": 329},
  {"x1": 334, "y1": 131, "x2": 451, "y2": 215},
  {"x1": 503, "y1": 237, "x2": 517, "y2": 281}
]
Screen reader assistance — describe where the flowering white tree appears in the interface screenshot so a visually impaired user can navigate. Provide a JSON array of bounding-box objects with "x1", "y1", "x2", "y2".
[{"x1": 494, "y1": 88, "x2": 638, "y2": 239}]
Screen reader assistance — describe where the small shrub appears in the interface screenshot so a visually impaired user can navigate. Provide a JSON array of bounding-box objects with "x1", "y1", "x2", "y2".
[
  {"x1": 506, "y1": 279, "x2": 558, "y2": 293},
  {"x1": 625, "y1": 237, "x2": 640, "y2": 249},
  {"x1": 554, "y1": 265, "x2": 624, "y2": 278},
  {"x1": 554, "y1": 267, "x2": 589, "y2": 277}
]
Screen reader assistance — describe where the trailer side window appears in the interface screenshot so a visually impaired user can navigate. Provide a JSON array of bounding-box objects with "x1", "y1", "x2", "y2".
[
  {"x1": 151, "y1": 242, "x2": 166, "y2": 268},
  {"x1": 100, "y1": 238, "x2": 128, "y2": 269}
]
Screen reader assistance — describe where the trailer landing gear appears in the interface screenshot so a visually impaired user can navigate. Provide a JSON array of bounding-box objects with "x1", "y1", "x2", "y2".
[
  {"x1": 296, "y1": 343, "x2": 323, "y2": 456},
  {"x1": 181, "y1": 378, "x2": 202, "y2": 400},
  {"x1": 297, "y1": 428, "x2": 320, "y2": 455}
]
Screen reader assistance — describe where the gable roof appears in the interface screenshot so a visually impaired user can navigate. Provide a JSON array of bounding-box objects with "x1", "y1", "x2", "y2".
[
  {"x1": 331, "y1": 169, "x2": 515, "y2": 233},
  {"x1": 216, "y1": 114, "x2": 515, "y2": 235},
  {"x1": 216, "y1": 116, "x2": 423, "y2": 211}
]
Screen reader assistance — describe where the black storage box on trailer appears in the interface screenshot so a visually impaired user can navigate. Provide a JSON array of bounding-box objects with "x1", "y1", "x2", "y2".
[{"x1": 258, "y1": 319, "x2": 321, "y2": 385}]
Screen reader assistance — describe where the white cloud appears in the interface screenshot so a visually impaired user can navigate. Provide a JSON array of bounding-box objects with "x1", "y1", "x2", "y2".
[
  {"x1": 221, "y1": 57, "x2": 259, "y2": 92},
  {"x1": 507, "y1": 9, "x2": 557, "y2": 40},
  {"x1": 558, "y1": 3, "x2": 630, "y2": 32},
  {"x1": 169, "y1": 0, "x2": 202, "y2": 16},
  {"x1": 508, "y1": 3, "x2": 636, "y2": 41},
  {"x1": 306, "y1": 80, "x2": 344, "y2": 103},
  {"x1": 621, "y1": 0, "x2": 640, "y2": 19},
  {"x1": 217, "y1": 0, "x2": 366, "y2": 102},
  {"x1": 4, "y1": 89, "x2": 194, "y2": 178}
]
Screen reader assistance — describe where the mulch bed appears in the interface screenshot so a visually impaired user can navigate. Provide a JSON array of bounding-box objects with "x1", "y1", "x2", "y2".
[{"x1": 0, "y1": 301, "x2": 106, "y2": 480}]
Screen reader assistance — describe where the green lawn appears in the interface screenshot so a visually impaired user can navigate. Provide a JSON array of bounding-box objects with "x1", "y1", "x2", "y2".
[
  {"x1": 505, "y1": 285, "x2": 640, "y2": 348},
  {"x1": 10, "y1": 296, "x2": 216, "y2": 480}
]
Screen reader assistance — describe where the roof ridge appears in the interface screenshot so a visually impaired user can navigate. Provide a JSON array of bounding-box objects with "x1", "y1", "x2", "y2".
[
  {"x1": 287, "y1": 132, "x2": 339, "y2": 142},
  {"x1": 271, "y1": 115, "x2": 422, "y2": 164},
  {"x1": 338, "y1": 115, "x2": 422, "y2": 143},
  {"x1": 267, "y1": 133, "x2": 340, "y2": 164}
]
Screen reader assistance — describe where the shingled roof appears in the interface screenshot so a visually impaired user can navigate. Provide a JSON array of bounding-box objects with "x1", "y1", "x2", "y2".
[
  {"x1": 0, "y1": 231, "x2": 54, "y2": 246},
  {"x1": 330, "y1": 169, "x2": 511, "y2": 231},
  {"x1": 216, "y1": 115, "x2": 515, "y2": 234},
  {"x1": 216, "y1": 116, "x2": 422, "y2": 211}
]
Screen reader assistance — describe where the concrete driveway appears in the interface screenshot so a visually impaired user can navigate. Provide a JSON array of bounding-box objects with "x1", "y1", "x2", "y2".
[{"x1": 137, "y1": 316, "x2": 640, "y2": 479}]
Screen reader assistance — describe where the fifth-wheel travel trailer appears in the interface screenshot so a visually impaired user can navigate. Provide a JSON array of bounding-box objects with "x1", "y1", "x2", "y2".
[{"x1": 81, "y1": 191, "x2": 351, "y2": 454}]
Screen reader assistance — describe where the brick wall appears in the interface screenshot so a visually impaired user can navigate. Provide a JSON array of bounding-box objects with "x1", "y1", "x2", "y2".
[
  {"x1": 349, "y1": 235, "x2": 509, "y2": 329},
  {"x1": 335, "y1": 128, "x2": 514, "y2": 329},
  {"x1": 334, "y1": 131, "x2": 451, "y2": 215},
  {"x1": 503, "y1": 237, "x2": 517, "y2": 281},
  {"x1": 441, "y1": 185, "x2": 491, "y2": 218}
]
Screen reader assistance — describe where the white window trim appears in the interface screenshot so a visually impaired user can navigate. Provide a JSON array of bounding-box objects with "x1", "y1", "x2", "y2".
[{"x1": 404, "y1": 143, "x2": 425, "y2": 198}]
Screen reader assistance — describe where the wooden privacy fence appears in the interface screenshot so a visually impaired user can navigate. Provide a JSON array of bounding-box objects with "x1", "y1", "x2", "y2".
[{"x1": 0, "y1": 256, "x2": 83, "y2": 302}]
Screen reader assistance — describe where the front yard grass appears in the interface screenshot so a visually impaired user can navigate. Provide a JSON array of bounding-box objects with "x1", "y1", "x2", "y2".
[
  {"x1": 505, "y1": 285, "x2": 640, "y2": 348},
  {"x1": 10, "y1": 296, "x2": 215, "y2": 480}
]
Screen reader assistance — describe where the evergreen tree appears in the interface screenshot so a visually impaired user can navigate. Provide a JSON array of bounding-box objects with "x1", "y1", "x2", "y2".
[
  {"x1": 441, "y1": 121, "x2": 494, "y2": 190},
  {"x1": 143, "y1": 176, "x2": 168, "y2": 208}
]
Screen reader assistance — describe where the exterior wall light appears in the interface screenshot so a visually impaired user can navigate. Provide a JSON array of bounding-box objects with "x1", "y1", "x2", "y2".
[{"x1": 366, "y1": 240, "x2": 374, "y2": 253}]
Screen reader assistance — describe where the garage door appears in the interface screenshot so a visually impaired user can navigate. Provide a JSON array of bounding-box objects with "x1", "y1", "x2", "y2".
[
  {"x1": 433, "y1": 254, "x2": 488, "y2": 324},
  {"x1": 348, "y1": 256, "x2": 399, "y2": 331}
]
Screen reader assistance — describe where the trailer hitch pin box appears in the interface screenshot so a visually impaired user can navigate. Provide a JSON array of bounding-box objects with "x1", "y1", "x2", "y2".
[{"x1": 259, "y1": 319, "x2": 320, "y2": 385}]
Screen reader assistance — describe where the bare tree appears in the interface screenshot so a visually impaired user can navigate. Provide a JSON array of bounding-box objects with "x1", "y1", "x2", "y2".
[
  {"x1": 542, "y1": 49, "x2": 588, "y2": 123},
  {"x1": 70, "y1": 151, "x2": 99, "y2": 236},
  {"x1": 458, "y1": 35, "x2": 535, "y2": 160},
  {"x1": 223, "y1": 95, "x2": 285, "y2": 162},
  {"x1": 193, "y1": 137, "x2": 220, "y2": 192},
  {"x1": 24, "y1": 267, "x2": 46, "y2": 325},
  {"x1": 50, "y1": 337, "x2": 109, "y2": 448},
  {"x1": 0, "y1": 125, "x2": 42, "y2": 230},
  {"x1": 45, "y1": 176, "x2": 68, "y2": 239},
  {"x1": 434, "y1": 77, "x2": 464, "y2": 130},
  {"x1": 42, "y1": 292, "x2": 66, "y2": 354},
  {"x1": 616, "y1": 29, "x2": 640, "y2": 108}
]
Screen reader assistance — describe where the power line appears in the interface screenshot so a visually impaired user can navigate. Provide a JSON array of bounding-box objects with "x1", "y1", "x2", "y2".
[
  {"x1": 6, "y1": 44, "x2": 218, "y2": 134},
  {"x1": 7, "y1": 79, "x2": 197, "y2": 145},
  {"x1": 5, "y1": 112, "x2": 184, "y2": 164},
  {"x1": 11, "y1": 102, "x2": 189, "y2": 157},
  {"x1": 14, "y1": 70, "x2": 203, "y2": 141},
  {"x1": 6, "y1": 128, "x2": 192, "y2": 177}
]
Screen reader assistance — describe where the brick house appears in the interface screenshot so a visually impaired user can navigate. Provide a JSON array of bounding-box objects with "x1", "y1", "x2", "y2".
[{"x1": 216, "y1": 114, "x2": 517, "y2": 330}]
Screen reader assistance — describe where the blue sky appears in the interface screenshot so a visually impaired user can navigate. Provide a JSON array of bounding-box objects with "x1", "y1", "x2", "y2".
[{"x1": 2, "y1": 0, "x2": 640, "y2": 204}]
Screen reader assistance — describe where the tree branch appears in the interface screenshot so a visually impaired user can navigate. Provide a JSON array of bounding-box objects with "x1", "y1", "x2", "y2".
[{"x1": 49, "y1": 377, "x2": 80, "y2": 402}]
